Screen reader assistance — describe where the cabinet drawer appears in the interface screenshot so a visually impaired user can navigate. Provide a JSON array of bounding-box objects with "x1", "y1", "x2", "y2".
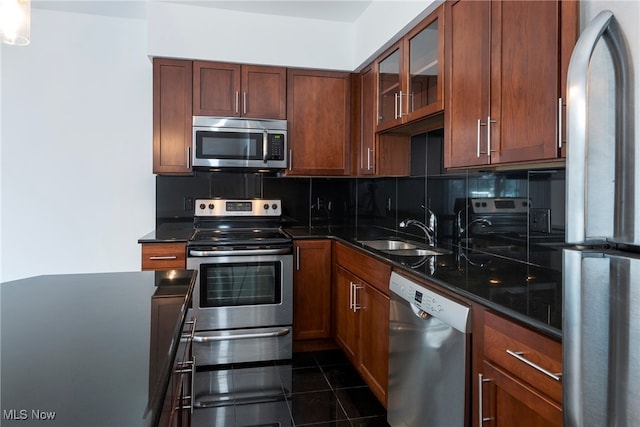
[
  {"x1": 334, "y1": 242, "x2": 391, "y2": 295},
  {"x1": 483, "y1": 311, "x2": 562, "y2": 403},
  {"x1": 141, "y1": 243, "x2": 187, "y2": 270}
]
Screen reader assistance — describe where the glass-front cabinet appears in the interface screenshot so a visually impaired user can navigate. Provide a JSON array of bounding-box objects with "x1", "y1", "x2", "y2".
[{"x1": 376, "y1": 5, "x2": 443, "y2": 131}]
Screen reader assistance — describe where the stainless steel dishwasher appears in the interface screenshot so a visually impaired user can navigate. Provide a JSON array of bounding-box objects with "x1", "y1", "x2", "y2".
[{"x1": 388, "y1": 272, "x2": 471, "y2": 427}]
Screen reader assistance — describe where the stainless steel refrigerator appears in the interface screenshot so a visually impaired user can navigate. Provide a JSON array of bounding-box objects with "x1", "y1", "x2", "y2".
[{"x1": 564, "y1": 9, "x2": 639, "y2": 427}]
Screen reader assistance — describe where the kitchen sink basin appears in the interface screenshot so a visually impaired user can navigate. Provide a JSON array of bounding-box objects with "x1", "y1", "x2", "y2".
[
  {"x1": 357, "y1": 239, "x2": 451, "y2": 256},
  {"x1": 358, "y1": 239, "x2": 419, "y2": 251},
  {"x1": 385, "y1": 248, "x2": 451, "y2": 256}
]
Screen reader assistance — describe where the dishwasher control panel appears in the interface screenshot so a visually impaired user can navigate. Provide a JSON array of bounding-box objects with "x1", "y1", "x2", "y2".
[{"x1": 389, "y1": 272, "x2": 471, "y2": 333}]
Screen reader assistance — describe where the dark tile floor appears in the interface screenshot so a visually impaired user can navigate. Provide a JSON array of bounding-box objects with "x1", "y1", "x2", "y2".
[{"x1": 192, "y1": 349, "x2": 390, "y2": 426}]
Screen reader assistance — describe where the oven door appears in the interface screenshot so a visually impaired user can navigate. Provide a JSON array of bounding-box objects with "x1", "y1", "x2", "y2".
[{"x1": 187, "y1": 252, "x2": 293, "y2": 331}]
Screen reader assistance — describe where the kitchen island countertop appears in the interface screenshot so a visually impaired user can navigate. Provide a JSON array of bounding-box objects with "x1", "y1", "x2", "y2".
[{"x1": 0, "y1": 269, "x2": 196, "y2": 427}]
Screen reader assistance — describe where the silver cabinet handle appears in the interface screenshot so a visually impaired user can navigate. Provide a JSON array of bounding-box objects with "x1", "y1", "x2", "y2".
[
  {"x1": 477, "y1": 119, "x2": 488, "y2": 157},
  {"x1": 243, "y1": 92, "x2": 247, "y2": 115},
  {"x1": 235, "y1": 91, "x2": 239, "y2": 114},
  {"x1": 394, "y1": 93, "x2": 399, "y2": 120},
  {"x1": 399, "y1": 91, "x2": 404, "y2": 118},
  {"x1": 558, "y1": 97, "x2": 564, "y2": 149},
  {"x1": 487, "y1": 116, "x2": 496, "y2": 161},
  {"x1": 350, "y1": 282, "x2": 363, "y2": 312},
  {"x1": 367, "y1": 148, "x2": 373, "y2": 171},
  {"x1": 288, "y1": 149, "x2": 292, "y2": 171},
  {"x1": 296, "y1": 246, "x2": 300, "y2": 271},
  {"x1": 186, "y1": 146, "x2": 191, "y2": 169},
  {"x1": 149, "y1": 255, "x2": 178, "y2": 260},
  {"x1": 193, "y1": 328, "x2": 291, "y2": 342},
  {"x1": 506, "y1": 349, "x2": 562, "y2": 381},
  {"x1": 478, "y1": 373, "x2": 493, "y2": 423}
]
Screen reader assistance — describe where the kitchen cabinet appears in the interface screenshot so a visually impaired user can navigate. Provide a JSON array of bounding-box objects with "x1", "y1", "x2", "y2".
[
  {"x1": 193, "y1": 61, "x2": 286, "y2": 119},
  {"x1": 153, "y1": 58, "x2": 193, "y2": 175},
  {"x1": 376, "y1": 5, "x2": 444, "y2": 132},
  {"x1": 333, "y1": 242, "x2": 391, "y2": 406},
  {"x1": 286, "y1": 68, "x2": 351, "y2": 175},
  {"x1": 444, "y1": 0, "x2": 578, "y2": 168},
  {"x1": 475, "y1": 310, "x2": 562, "y2": 427},
  {"x1": 293, "y1": 240, "x2": 332, "y2": 340},
  {"x1": 355, "y1": 64, "x2": 412, "y2": 176},
  {"x1": 141, "y1": 242, "x2": 187, "y2": 270}
]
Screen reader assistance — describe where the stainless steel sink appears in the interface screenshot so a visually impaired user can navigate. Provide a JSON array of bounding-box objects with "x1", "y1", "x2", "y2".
[
  {"x1": 357, "y1": 239, "x2": 451, "y2": 256},
  {"x1": 385, "y1": 248, "x2": 451, "y2": 256},
  {"x1": 358, "y1": 240, "x2": 418, "y2": 251}
]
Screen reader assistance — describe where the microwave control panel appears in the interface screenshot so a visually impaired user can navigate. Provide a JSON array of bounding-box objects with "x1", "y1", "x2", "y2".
[{"x1": 268, "y1": 134, "x2": 286, "y2": 160}]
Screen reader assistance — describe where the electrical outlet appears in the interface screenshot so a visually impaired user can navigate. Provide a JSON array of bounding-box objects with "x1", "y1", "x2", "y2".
[
  {"x1": 530, "y1": 208, "x2": 551, "y2": 233},
  {"x1": 184, "y1": 197, "x2": 194, "y2": 211}
]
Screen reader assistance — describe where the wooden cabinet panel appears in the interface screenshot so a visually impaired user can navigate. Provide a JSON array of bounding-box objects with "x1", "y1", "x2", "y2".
[
  {"x1": 475, "y1": 309, "x2": 562, "y2": 427},
  {"x1": 141, "y1": 243, "x2": 187, "y2": 271},
  {"x1": 334, "y1": 241, "x2": 391, "y2": 295},
  {"x1": 445, "y1": 0, "x2": 578, "y2": 168},
  {"x1": 376, "y1": 5, "x2": 444, "y2": 132},
  {"x1": 242, "y1": 65, "x2": 287, "y2": 119},
  {"x1": 293, "y1": 240, "x2": 332, "y2": 340},
  {"x1": 193, "y1": 61, "x2": 240, "y2": 117},
  {"x1": 287, "y1": 69, "x2": 351, "y2": 175},
  {"x1": 193, "y1": 62, "x2": 286, "y2": 119},
  {"x1": 358, "y1": 284, "x2": 389, "y2": 405},
  {"x1": 334, "y1": 265, "x2": 359, "y2": 362},
  {"x1": 153, "y1": 58, "x2": 193, "y2": 175}
]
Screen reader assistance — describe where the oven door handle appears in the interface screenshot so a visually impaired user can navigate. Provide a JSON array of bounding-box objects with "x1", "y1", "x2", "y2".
[
  {"x1": 193, "y1": 328, "x2": 291, "y2": 342},
  {"x1": 189, "y1": 248, "x2": 291, "y2": 257}
]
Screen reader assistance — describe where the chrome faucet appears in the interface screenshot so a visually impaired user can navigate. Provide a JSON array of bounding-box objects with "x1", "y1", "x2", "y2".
[
  {"x1": 455, "y1": 210, "x2": 492, "y2": 240},
  {"x1": 400, "y1": 214, "x2": 437, "y2": 248}
]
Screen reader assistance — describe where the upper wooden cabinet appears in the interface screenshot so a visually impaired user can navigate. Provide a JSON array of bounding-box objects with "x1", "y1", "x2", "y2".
[
  {"x1": 193, "y1": 62, "x2": 286, "y2": 119},
  {"x1": 444, "y1": 0, "x2": 578, "y2": 168},
  {"x1": 286, "y1": 68, "x2": 351, "y2": 176},
  {"x1": 153, "y1": 58, "x2": 193, "y2": 175},
  {"x1": 376, "y1": 5, "x2": 444, "y2": 132}
]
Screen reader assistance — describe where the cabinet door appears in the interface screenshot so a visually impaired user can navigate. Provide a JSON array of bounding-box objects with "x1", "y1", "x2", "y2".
[
  {"x1": 376, "y1": 43, "x2": 403, "y2": 131},
  {"x1": 444, "y1": 0, "x2": 491, "y2": 168},
  {"x1": 287, "y1": 69, "x2": 351, "y2": 175},
  {"x1": 490, "y1": 1, "x2": 561, "y2": 164},
  {"x1": 293, "y1": 240, "x2": 332, "y2": 340},
  {"x1": 153, "y1": 58, "x2": 193, "y2": 175},
  {"x1": 334, "y1": 265, "x2": 359, "y2": 362},
  {"x1": 359, "y1": 284, "x2": 389, "y2": 407},
  {"x1": 193, "y1": 61, "x2": 241, "y2": 117},
  {"x1": 358, "y1": 64, "x2": 376, "y2": 175},
  {"x1": 480, "y1": 362, "x2": 562, "y2": 427},
  {"x1": 405, "y1": 6, "x2": 444, "y2": 122},
  {"x1": 242, "y1": 65, "x2": 286, "y2": 119}
]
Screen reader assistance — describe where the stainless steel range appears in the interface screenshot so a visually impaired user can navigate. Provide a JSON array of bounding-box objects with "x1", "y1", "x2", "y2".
[{"x1": 186, "y1": 198, "x2": 293, "y2": 366}]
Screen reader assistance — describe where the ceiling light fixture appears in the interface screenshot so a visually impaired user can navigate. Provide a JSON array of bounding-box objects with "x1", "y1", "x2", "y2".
[{"x1": 0, "y1": 0, "x2": 30, "y2": 46}]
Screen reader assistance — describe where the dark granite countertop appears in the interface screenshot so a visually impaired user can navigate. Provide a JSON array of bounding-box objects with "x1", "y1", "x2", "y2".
[
  {"x1": 138, "y1": 222, "x2": 194, "y2": 243},
  {"x1": 286, "y1": 226, "x2": 563, "y2": 340},
  {"x1": 1, "y1": 269, "x2": 196, "y2": 427}
]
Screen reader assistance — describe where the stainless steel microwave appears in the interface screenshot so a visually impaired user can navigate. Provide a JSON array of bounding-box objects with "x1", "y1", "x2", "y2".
[{"x1": 192, "y1": 116, "x2": 287, "y2": 170}]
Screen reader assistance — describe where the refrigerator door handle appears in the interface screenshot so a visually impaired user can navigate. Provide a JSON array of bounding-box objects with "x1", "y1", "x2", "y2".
[{"x1": 566, "y1": 10, "x2": 634, "y2": 245}]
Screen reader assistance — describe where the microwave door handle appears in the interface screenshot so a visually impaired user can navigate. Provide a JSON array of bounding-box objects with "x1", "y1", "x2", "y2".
[{"x1": 263, "y1": 130, "x2": 269, "y2": 163}]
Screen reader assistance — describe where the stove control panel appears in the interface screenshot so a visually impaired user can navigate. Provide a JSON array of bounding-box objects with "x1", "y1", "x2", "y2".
[{"x1": 195, "y1": 199, "x2": 282, "y2": 217}]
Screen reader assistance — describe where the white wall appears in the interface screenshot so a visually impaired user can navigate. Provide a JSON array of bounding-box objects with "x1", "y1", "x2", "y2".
[
  {"x1": 0, "y1": 8, "x2": 153, "y2": 281},
  {"x1": 147, "y1": 0, "x2": 438, "y2": 71}
]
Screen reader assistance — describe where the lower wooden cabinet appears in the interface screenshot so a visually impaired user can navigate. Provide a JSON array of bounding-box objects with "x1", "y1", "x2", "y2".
[
  {"x1": 293, "y1": 239, "x2": 332, "y2": 340},
  {"x1": 333, "y1": 242, "x2": 391, "y2": 406},
  {"x1": 141, "y1": 242, "x2": 187, "y2": 270},
  {"x1": 475, "y1": 310, "x2": 562, "y2": 427}
]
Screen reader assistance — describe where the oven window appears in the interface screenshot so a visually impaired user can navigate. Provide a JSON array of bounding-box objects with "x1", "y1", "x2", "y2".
[
  {"x1": 200, "y1": 261, "x2": 282, "y2": 307},
  {"x1": 196, "y1": 131, "x2": 264, "y2": 160}
]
